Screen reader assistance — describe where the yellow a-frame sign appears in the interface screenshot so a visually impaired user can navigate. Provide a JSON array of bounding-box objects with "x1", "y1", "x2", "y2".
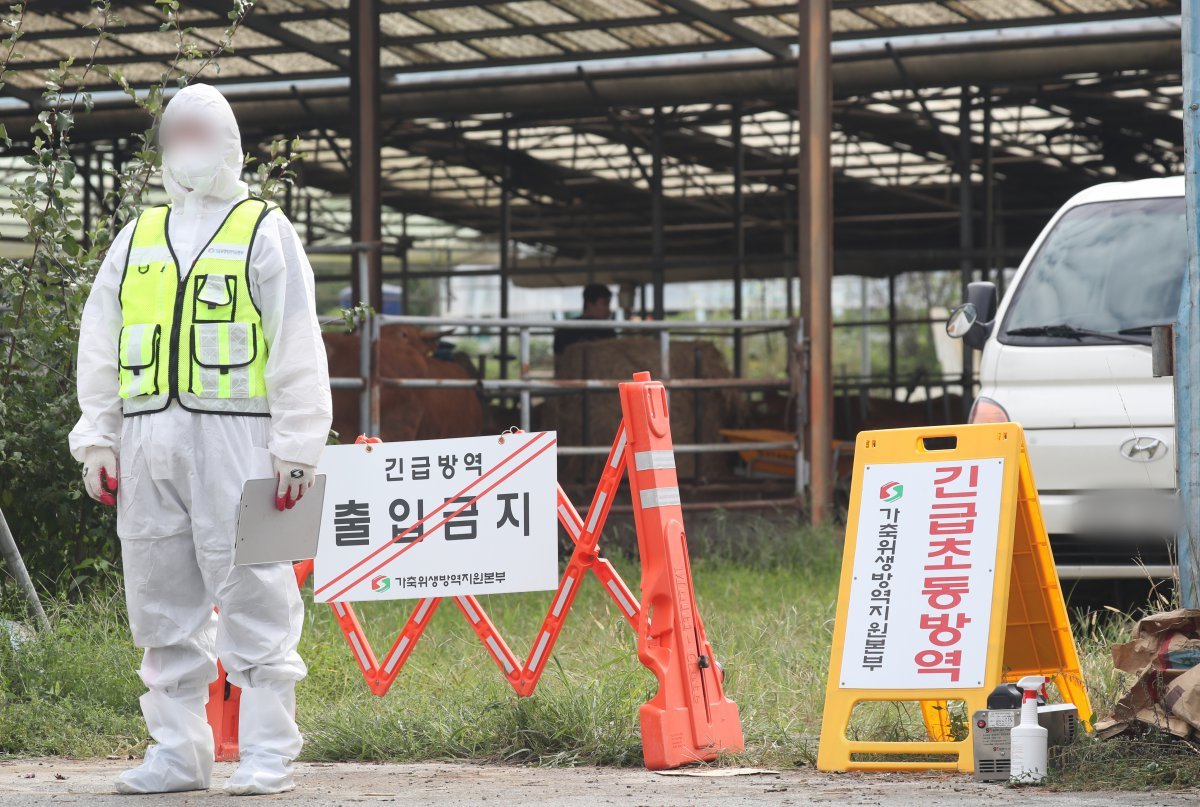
[{"x1": 817, "y1": 423, "x2": 1091, "y2": 773}]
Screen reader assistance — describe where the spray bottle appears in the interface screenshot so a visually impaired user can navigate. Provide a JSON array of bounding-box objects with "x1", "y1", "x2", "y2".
[{"x1": 1009, "y1": 675, "x2": 1048, "y2": 784}]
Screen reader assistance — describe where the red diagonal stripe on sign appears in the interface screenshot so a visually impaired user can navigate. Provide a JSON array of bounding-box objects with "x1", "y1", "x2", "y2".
[
  {"x1": 322, "y1": 436, "x2": 559, "y2": 602},
  {"x1": 315, "y1": 432, "x2": 551, "y2": 597}
]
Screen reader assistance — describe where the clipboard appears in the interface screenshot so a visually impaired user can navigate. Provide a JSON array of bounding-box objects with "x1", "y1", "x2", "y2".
[{"x1": 234, "y1": 475, "x2": 327, "y2": 566}]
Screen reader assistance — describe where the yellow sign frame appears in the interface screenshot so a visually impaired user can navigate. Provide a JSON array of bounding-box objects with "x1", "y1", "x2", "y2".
[{"x1": 817, "y1": 423, "x2": 1091, "y2": 773}]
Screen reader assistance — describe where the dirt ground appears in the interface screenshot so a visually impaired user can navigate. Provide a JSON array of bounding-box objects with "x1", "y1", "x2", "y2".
[{"x1": 1, "y1": 758, "x2": 1197, "y2": 806}]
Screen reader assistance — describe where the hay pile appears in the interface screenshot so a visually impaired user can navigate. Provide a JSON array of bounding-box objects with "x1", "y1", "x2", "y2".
[{"x1": 544, "y1": 337, "x2": 743, "y2": 482}]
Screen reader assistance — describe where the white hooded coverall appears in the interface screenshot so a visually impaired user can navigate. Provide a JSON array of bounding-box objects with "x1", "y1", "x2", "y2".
[{"x1": 68, "y1": 84, "x2": 332, "y2": 794}]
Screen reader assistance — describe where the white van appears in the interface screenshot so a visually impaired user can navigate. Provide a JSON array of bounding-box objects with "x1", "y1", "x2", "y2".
[{"x1": 948, "y1": 176, "x2": 1184, "y2": 580}]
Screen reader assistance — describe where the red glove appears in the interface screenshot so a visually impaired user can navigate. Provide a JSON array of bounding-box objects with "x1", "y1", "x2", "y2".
[
  {"x1": 272, "y1": 457, "x2": 316, "y2": 511},
  {"x1": 81, "y1": 446, "x2": 119, "y2": 506}
]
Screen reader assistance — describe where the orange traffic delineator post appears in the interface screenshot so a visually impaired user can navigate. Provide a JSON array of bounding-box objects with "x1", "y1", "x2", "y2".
[
  {"x1": 205, "y1": 561, "x2": 317, "y2": 761},
  {"x1": 207, "y1": 371, "x2": 742, "y2": 769},
  {"x1": 205, "y1": 660, "x2": 240, "y2": 762},
  {"x1": 622, "y1": 371, "x2": 744, "y2": 768}
]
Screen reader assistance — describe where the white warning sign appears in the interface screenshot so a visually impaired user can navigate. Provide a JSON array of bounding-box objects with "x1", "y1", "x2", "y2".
[{"x1": 312, "y1": 432, "x2": 559, "y2": 602}]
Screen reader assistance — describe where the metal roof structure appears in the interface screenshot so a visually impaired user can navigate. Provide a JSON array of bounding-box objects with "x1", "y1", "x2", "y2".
[
  {"x1": 0, "y1": 1, "x2": 1185, "y2": 287},
  {"x1": 0, "y1": 0, "x2": 1187, "y2": 520},
  {"x1": 5, "y1": 1, "x2": 1181, "y2": 81}
]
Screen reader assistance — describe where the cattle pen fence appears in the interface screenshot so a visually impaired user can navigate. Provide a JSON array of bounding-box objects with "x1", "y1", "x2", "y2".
[{"x1": 323, "y1": 309, "x2": 808, "y2": 513}]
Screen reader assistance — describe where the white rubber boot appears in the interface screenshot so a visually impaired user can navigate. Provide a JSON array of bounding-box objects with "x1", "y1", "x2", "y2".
[
  {"x1": 223, "y1": 680, "x2": 302, "y2": 796},
  {"x1": 115, "y1": 688, "x2": 214, "y2": 794}
]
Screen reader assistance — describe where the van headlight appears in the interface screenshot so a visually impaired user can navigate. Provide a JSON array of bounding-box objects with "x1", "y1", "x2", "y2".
[{"x1": 969, "y1": 396, "x2": 1010, "y2": 424}]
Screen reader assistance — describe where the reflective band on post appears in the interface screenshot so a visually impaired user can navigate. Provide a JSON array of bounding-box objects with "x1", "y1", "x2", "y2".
[
  {"x1": 528, "y1": 630, "x2": 552, "y2": 671},
  {"x1": 559, "y1": 504, "x2": 581, "y2": 538},
  {"x1": 347, "y1": 632, "x2": 372, "y2": 672},
  {"x1": 639, "y1": 486, "x2": 681, "y2": 509},
  {"x1": 552, "y1": 576, "x2": 576, "y2": 617},
  {"x1": 486, "y1": 636, "x2": 515, "y2": 673},
  {"x1": 586, "y1": 492, "x2": 606, "y2": 534},
  {"x1": 458, "y1": 596, "x2": 481, "y2": 624},
  {"x1": 610, "y1": 430, "x2": 628, "y2": 468},
  {"x1": 634, "y1": 450, "x2": 676, "y2": 471},
  {"x1": 384, "y1": 636, "x2": 410, "y2": 674},
  {"x1": 414, "y1": 598, "x2": 434, "y2": 624},
  {"x1": 334, "y1": 602, "x2": 347, "y2": 618},
  {"x1": 607, "y1": 580, "x2": 636, "y2": 616}
]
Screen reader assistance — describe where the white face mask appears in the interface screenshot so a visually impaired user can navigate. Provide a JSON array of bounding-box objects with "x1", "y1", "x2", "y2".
[{"x1": 162, "y1": 144, "x2": 225, "y2": 196}]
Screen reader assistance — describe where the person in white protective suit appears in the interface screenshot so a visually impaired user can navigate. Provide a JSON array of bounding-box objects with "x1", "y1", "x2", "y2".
[{"x1": 69, "y1": 83, "x2": 332, "y2": 796}]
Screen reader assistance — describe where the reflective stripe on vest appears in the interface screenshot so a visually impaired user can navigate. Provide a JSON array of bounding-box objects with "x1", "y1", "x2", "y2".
[{"x1": 117, "y1": 198, "x2": 273, "y2": 416}]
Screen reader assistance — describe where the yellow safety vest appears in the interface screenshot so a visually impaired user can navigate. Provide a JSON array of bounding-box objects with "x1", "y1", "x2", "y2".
[{"x1": 117, "y1": 197, "x2": 274, "y2": 416}]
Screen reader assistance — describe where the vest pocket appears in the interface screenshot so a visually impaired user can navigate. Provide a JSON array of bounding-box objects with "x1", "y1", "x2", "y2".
[
  {"x1": 117, "y1": 324, "x2": 161, "y2": 398},
  {"x1": 190, "y1": 322, "x2": 260, "y2": 399},
  {"x1": 192, "y1": 274, "x2": 237, "y2": 322}
]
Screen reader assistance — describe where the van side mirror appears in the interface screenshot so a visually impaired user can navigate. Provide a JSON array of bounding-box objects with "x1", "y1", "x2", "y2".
[
  {"x1": 945, "y1": 281, "x2": 998, "y2": 350},
  {"x1": 946, "y1": 304, "x2": 977, "y2": 338}
]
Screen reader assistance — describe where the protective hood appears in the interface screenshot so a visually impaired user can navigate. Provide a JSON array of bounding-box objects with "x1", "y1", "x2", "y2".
[{"x1": 159, "y1": 83, "x2": 247, "y2": 205}]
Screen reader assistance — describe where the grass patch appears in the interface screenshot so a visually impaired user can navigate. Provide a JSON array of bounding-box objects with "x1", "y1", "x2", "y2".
[
  {"x1": 1048, "y1": 729, "x2": 1200, "y2": 790},
  {"x1": 0, "y1": 512, "x2": 1190, "y2": 788}
]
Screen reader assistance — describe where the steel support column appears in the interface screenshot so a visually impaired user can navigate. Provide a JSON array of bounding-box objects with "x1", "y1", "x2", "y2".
[
  {"x1": 888, "y1": 273, "x2": 898, "y2": 399},
  {"x1": 400, "y1": 213, "x2": 410, "y2": 314},
  {"x1": 799, "y1": 0, "x2": 833, "y2": 523},
  {"x1": 652, "y1": 108, "x2": 666, "y2": 321},
  {"x1": 500, "y1": 124, "x2": 512, "y2": 379},
  {"x1": 1177, "y1": 0, "x2": 1200, "y2": 606},
  {"x1": 350, "y1": 0, "x2": 382, "y2": 311},
  {"x1": 982, "y1": 86, "x2": 996, "y2": 287},
  {"x1": 733, "y1": 103, "x2": 745, "y2": 376},
  {"x1": 958, "y1": 86, "x2": 974, "y2": 421}
]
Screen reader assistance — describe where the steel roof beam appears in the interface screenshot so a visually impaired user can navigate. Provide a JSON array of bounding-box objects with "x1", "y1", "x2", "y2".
[
  {"x1": 653, "y1": 0, "x2": 791, "y2": 59},
  {"x1": 191, "y1": 0, "x2": 351, "y2": 70}
]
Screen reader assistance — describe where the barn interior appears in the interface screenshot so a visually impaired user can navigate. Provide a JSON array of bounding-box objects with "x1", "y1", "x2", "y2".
[{"x1": 0, "y1": 0, "x2": 1185, "y2": 517}]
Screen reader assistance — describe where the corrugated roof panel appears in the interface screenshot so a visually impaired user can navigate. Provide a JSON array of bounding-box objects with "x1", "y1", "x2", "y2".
[
  {"x1": 405, "y1": 39, "x2": 488, "y2": 63},
  {"x1": 551, "y1": 0, "x2": 663, "y2": 21},
  {"x1": 280, "y1": 18, "x2": 348, "y2": 44},
  {"x1": 1063, "y1": 0, "x2": 1153, "y2": 12},
  {"x1": 207, "y1": 56, "x2": 273, "y2": 78},
  {"x1": 616, "y1": 22, "x2": 718, "y2": 48},
  {"x1": 696, "y1": 0, "x2": 753, "y2": 10},
  {"x1": 544, "y1": 28, "x2": 634, "y2": 53},
  {"x1": 253, "y1": 51, "x2": 347, "y2": 73},
  {"x1": 831, "y1": 8, "x2": 879, "y2": 32},
  {"x1": 23, "y1": 12, "x2": 87, "y2": 33},
  {"x1": 258, "y1": 0, "x2": 312, "y2": 12},
  {"x1": 873, "y1": 3, "x2": 966, "y2": 27},
  {"x1": 380, "y1": 47, "x2": 412, "y2": 67},
  {"x1": 380, "y1": 12, "x2": 436, "y2": 36},
  {"x1": 467, "y1": 34, "x2": 564, "y2": 58},
  {"x1": 295, "y1": 0, "x2": 349, "y2": 10},
  {"x1": 499, "y1": 1, "x2": 581, "y2": 25},
  {"x1": 115, "y1": 62, "x2": 176, "y2": 83},
  {"x1": 410, "y1": 6, "x2": 513, "y2": 33},
  {"x1": 962, "y1": 0, "x2": 1058, "y2": 21},
  {"x1": 738, "y1": 14, "x2": 797, "y2": 37},
  {"x1": 103, "y1": 30, "x2": 181, "y2": 53},
  {"x1": 193, "y1": 27, "x2": 281, "y2": 49},
  {"x1": 9, "y1": 40, "x2": 77, "y2": 64}
]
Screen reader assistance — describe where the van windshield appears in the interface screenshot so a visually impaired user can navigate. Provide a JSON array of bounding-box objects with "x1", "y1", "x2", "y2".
[{"x1": 1001, "y1": 196, "x2": 1186, "y2": 345}]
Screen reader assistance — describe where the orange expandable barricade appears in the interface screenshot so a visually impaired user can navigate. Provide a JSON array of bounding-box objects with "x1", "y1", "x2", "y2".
[{"x1": 206, "y1": 371, "x2": 742, "y2": 770}]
